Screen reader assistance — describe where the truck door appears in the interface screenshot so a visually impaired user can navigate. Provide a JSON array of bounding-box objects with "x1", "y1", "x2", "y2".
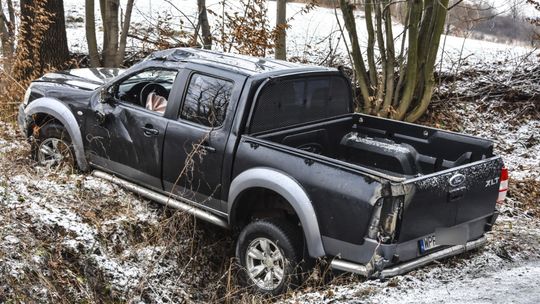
[
  {"x1": 161, "y1": 68, "x2": 244, "y2": 213},
  {"x1": 86, "y1": 67, "x2": 180, "y2": 190}
]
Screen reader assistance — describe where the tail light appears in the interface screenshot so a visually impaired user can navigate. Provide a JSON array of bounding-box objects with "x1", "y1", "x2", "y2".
[{"x1": 497, "y1": 167, "x2": 509, "y2": 203}]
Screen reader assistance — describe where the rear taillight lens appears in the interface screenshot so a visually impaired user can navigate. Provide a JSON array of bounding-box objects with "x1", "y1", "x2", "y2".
[{"x1": 497, "y1": 167, "x2": 509, "y2": 203}]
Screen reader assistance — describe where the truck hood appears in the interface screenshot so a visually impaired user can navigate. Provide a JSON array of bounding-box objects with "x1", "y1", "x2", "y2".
[{"x1": 37, "y1": 68, "x2": 125, "y2": 91}]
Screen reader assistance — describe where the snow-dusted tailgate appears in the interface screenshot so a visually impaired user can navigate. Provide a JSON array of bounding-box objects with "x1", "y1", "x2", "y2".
[{"x1": 398, "y1": 156, "x2": 504, "y2": 248}]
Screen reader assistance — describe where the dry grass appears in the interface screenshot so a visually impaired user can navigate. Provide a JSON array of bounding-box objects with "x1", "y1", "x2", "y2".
[{"x1": 508, "y1": 180, "x2": 540, "y2": 218}]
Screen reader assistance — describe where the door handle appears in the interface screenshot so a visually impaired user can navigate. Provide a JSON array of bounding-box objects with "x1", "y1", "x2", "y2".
[{"x1": 142, "y1": 124, "x2": 159, "y2": 136}]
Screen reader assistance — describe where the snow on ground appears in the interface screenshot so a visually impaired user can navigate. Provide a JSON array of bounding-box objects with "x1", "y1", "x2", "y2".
[
  {"x1": 308, "y1": 259, "x2": 540, "y2": 304},
  {"x1": 372, "y1": 261, "x2": 540, "y2": 304},
  {"x1": 461, "y1": 103, "x2": 540, "y2": 181},
  {"x1": 432, "y1": 54, "x2": 540, "y2": 182},
  {"x1": 62, "y1": 0, "x2": 536, "y2": 66}
]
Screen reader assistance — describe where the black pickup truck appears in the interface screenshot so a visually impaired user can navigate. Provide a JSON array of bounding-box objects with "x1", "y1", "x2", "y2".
[{"x1": 18, "y1": 48, "x2": 508, "y2": 294}]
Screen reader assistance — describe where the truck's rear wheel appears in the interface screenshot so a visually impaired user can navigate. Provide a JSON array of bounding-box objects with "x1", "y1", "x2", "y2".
[
  {"x1": 236, "y1": 218, "x2": 302, "y2": 295},
  {"x1": 31, "y1": 122, "x2": 75, "y2": 168}
]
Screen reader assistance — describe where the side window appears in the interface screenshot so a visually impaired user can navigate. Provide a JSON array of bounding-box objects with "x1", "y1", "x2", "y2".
[
  {"x1": 180, "y1": 74, "x2": 233, "y2": 127},
  {"x1": 115, "y1": 69, "x2": 178, "y2": 114}
]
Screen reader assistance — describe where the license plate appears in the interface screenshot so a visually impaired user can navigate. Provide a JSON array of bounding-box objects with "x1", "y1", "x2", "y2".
[{"x1": 419, "y1": 235, "x2": 438, "y2": 253}]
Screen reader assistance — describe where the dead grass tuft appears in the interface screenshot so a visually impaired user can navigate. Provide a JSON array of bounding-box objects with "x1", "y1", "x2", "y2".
[{"x1": 508, "y1": 179, "x2": 540, "y2": 218}]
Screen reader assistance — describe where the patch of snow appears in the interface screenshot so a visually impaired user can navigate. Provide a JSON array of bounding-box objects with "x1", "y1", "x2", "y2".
[
  {"x1": 81, "y1": 176, "x2": 116, "y2": 195},
  {"x1": 368, "y1": 261, "x2": 540, "y2": 304},
  {"x1": 458, "y1": 103, "x2": 540, "y2": 181},
  {"x1": 90, "y1": 254, "x2": 142, "y2": 290},
  {"x1": 3, "y1": 235, "x2": 20, "y2": 245},
  {"x1": 0, "y1": 138, "x2": 20, "y2": 153}
]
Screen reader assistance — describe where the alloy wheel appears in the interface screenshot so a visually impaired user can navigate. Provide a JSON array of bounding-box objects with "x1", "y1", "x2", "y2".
[
  {"x1": 245, "y1": 237, "x2": 286, "y2": 291},
  {"x1": 37, "y1": 137, "x2": 73, "y2": 167}
]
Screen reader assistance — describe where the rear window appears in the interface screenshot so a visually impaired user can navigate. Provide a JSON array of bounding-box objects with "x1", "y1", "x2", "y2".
[{"x1": 250, "y1": 76, "x2": 351, "y2": 133}]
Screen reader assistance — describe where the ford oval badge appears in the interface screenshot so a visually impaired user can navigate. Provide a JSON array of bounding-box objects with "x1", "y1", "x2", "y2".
[{"x1": 449, "y1": 174, "x2": 466, "y2": 187}]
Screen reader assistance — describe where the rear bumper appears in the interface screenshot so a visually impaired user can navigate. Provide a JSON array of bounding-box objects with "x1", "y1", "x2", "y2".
[
  {"x1": 331, "y1": 236, "x2": 487, "y2": 278},
  {"x1": 323, "y1": 215, "x2": 491, "y2": 264}
]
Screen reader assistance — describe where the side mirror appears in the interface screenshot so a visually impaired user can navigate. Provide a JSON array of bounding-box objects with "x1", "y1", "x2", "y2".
[{"x1": 99, "y1": 86, "x2": 116, "y2": 105}]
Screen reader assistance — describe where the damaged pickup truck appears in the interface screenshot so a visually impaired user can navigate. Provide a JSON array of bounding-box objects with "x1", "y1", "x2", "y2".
[{"x1": 18, "y1": 48, "x2": 508, "y2": 295}]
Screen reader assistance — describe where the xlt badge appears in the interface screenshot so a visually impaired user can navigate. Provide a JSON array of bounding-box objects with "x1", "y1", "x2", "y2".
[{"x1": 485, "y1": 177, "x2": 500, "y2": 187}]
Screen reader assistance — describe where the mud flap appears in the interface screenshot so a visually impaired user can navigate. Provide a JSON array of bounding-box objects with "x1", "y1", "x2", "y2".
[{"x1": 484, "y1": 210, "x2": 499, "y2": 232}]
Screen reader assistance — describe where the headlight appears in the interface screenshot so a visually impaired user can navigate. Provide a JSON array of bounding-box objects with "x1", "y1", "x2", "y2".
[{"x1": 23, "y1": 84, "x2": 34, "y2": 105}]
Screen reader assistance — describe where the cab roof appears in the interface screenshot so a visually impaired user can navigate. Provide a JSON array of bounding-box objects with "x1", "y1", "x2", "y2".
[{"x1": 144, "y1": 48, "x2": 333, "y2": 77}]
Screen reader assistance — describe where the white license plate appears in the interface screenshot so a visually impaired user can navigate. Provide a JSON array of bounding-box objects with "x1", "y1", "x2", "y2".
[{"x1": 419, "y1": 235, "x2": 438, "y2": 253}]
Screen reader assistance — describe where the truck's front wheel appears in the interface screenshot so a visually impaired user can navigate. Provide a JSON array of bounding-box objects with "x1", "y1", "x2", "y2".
[
  {"x1": 31, "y1": 122, "x2": 75, "y2": 169},
  {"x1": 236, "y1": 219, "x2": 302, "y2": 295}
]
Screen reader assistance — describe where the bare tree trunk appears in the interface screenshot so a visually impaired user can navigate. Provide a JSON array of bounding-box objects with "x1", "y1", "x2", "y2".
[
  {"x1": 198, "y1": 0, "x2": 212, "y2": 49},
  {"x1": 379, "y1": 0, "x2": 395, "y2": 116},
  {"x1": 393, "y1": 9, "x2": 409, "y2": 108},
  {"x1": 40, "y1": 0, "x2": 69, "y2": 70},
  {"x1": 86, "y1": 0, "x2": 100, "y2": 67},
  {"x1": 393, "y1": 0, "x2": 422, "y2": 120},
  {"x1": 116, "y1": 0, "x2": 134, "y2": 66},
  {"x1": 364, "y1": 1, "x2": 377, "y2": 86},
  {"x1": 339, "y1": 0, "x2": 372, "y2": 113},
  {"x1": 15, "y1": 0, "x2": 35, "y2": 79},
  {"x1": 405, "y1": 0, "x2": 449, "y2": 122},
  {"x1": 7, "y1": 0, "x2": 14, "y2": 26},
  {"x1": 339, "y1": 0, "x2": 452, "y2": 121},
  {"x1": 2, "y1": 0, "x2": 15, "y2": 73},
  {"x1": 275, "y1": 0, "x2": 287, "y2": 60},
  {"x1": 372, "y1": 2, "x2": 386, "y2": 114},
  {"x1": 412, "y1": 0, "x2": 434, "y2": 102},
  {"x1": 14, "y1": 0, "x2": 48, "y2": 79},
  {"x1": 15, "y1": 0, "x2": 68, "y2": 78},
  {"x1": 0, "y1": 0, "x2": 14, "y2": 73},
  {"x1": 101, "y1": 0, "x2": 119, "y2": 67}
]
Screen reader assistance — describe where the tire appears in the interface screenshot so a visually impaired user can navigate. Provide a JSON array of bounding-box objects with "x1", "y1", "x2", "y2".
[
  {"x1": 236, "y1": 218, "x2": 303, "y2": 295},
  {"x1": 31, "y1": 122, "x2": 75, "y2": 169}
]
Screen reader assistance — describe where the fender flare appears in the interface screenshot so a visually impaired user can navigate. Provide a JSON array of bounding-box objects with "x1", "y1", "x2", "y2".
[
  {"x1": 24, "y1": 98, "x2": 89, "y2": 171},
  {"x1": 228, "y1": 167, "x2": 325, "y2": 258}
]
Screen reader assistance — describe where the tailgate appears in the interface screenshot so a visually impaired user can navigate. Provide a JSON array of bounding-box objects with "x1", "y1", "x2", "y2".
[{"x1": 397, "y1": 156, "x2": 504, "y2": 242}]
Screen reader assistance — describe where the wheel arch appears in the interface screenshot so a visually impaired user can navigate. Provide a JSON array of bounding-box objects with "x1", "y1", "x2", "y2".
[
  {"x1": 23, "y1": 98, "x2": 89, "y2": 171},
  {"x1": 228, "y1": 167, "x2": 325, "y2": 258}
]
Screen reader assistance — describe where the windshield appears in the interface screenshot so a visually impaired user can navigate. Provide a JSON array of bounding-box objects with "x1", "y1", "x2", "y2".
[{"x1": 250, "y1": 75, "x2": 352, "y2": 134}]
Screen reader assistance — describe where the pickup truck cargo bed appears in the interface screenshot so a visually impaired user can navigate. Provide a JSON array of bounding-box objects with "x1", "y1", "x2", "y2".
[{"x1": 256, "y1": 113, "x2": 496, "y2": 178}]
